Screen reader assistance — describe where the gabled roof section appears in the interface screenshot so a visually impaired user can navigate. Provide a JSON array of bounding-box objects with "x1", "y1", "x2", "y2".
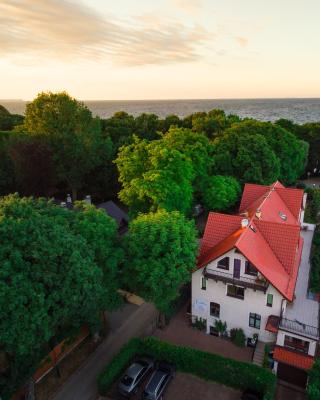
[
  {"x1": 200, "y1": 213, "x2": 243, "y2": 256},
  {"x1": 239, "y1": 183, "x2": 269, "y2": 213},
  {"x1": 197, "y1": 181, "x2": 304, "y2": 301}
]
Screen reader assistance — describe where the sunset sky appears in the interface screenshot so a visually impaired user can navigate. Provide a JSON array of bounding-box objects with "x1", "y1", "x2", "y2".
[{"x1": 1, "y1": 0, "x2": 320, "y2": 100}]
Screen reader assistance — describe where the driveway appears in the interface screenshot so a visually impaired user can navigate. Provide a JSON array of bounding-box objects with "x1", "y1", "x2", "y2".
[
  {"x1": 154, "y1": 303, "x2": 253, "y2": 363},
  {"x1": 107, "y1": 372, "x2": 241, "y2": 400},
  {"x1": 51, "y1": 302, "x2": 158, "y2": 400}
]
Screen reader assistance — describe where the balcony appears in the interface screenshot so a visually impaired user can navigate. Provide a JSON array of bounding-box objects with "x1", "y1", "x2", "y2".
[
  {"x1": 279, "y1": 317, "x2": 319, "y2": 340},
  {"x1": 203, "y1": 267, "x2": 268, "y2": 292},
  {"x1": 265, "y1": 315, "x2": 319, "y2": 340}
]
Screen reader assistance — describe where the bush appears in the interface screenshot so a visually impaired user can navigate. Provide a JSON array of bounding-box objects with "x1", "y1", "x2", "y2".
[
  {"x1": 98, "y1": 337, "x2": 276, "y2": 400},
  {"x1": 308, "y1": 358, "x2": 320, "y2": 400},
  {"x1": 230, "y1": 328, "x2": 246, "y2": 347}
]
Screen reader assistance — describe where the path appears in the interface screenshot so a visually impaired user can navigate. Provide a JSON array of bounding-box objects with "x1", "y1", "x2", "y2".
[{"x1": 51, "y1": 302, "x2": 158, "y2": 400}]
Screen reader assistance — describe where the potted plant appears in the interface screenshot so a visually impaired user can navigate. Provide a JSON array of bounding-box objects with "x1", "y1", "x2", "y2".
[{"x1": 214, "y1": 319, "x2": 227, "y2": 338}]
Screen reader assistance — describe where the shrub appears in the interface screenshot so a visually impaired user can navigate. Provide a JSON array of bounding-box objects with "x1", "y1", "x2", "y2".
[
  {"x1": 308, "y1": 358, "x2": 320, "y2": 400},
  {"x1": 310, "y1": 230, "x2": 320, "y2": 293},
  {"x1": 230, "y1": 328, "x2": 246, "y2": 347},
  {"x1": 192, "y1": 317, "x2": 207, "y2": 331},
  {"x1": 98, "y1": 337, "x2": 276, "y2": 400}
]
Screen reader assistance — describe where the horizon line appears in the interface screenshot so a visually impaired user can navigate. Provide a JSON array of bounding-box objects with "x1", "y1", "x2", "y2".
[{"x1": 1, "y1": 96, "x2": 320, "y2": 102}]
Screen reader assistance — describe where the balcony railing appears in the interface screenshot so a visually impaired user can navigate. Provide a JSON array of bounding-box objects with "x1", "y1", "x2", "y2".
[
  {"x1": 204, "y1": 267, "x2": 268, "y2": 292},
  {"x1": 279, "y1": 317, "x2": 319, "y2": 340}
]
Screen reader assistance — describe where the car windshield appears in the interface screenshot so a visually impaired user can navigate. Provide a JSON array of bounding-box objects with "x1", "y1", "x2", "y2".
[{"x1": 120, "y1": 375, "x2": 134, "y2": 385}]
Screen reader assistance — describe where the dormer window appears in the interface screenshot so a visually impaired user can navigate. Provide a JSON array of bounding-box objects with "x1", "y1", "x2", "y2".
[
  {"x1": 245, "y1": 261, "x2": 258, "y2": 276},
  {"x1": 217, "y1": 257, "x2": 229, "y2": 270}
]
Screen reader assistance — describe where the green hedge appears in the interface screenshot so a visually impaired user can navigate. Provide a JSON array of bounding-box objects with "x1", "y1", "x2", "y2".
[{"x1": 98, "y1": 337, "x2": 276, "y2": 400}]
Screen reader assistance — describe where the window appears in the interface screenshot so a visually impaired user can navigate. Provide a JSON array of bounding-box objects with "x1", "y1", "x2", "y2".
[
  {"x1": 266, "y1": 293, "x2": 273, "y2": 307},
  {"x1": 227, "y1": 285, "x2": 244, "y2": 300},
  {"x1": 201, "y1": 276, "x2": 207, "y2": 290},
  {"x1": 210, "y1": 302, "x2": 220, "y2": 317},
  {"x1": 217, "y1": 257, "x2": 229, "y2": 270},
  {"x1": 245, "y1": 261, "x2": 258, "y2": 276},
  {"x1": 284, "y1": 335, "x2": 309, "y2": 353},
  {"x1": 249, "y1": 313, "x2": 261, "y2": 329}
]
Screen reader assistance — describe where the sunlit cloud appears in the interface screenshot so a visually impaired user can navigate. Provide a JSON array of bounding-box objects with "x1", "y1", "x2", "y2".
[
  {"x1": 234, "y1": 36, "x2": 249, "y2": 48},
  {"x1": 170, "y1": 0, "x2": 203, "y2": 14},
  {"x1": 0, "y1": 0, "x2": 210, "y2": 66}
]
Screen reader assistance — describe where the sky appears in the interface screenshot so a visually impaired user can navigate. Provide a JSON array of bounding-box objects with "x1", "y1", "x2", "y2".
[{"x1": 0, "y1": 0, "x2": 320, "y2": 100}]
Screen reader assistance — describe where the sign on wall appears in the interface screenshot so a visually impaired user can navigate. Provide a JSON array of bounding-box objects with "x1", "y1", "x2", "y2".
[{"x1": 194, "y1": 299, "x2": 208, "y2": 314}]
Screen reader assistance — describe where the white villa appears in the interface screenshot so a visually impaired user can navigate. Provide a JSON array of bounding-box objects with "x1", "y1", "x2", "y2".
[{"x1": 192, "y1": 181, "x2": 319, "y2": 387}]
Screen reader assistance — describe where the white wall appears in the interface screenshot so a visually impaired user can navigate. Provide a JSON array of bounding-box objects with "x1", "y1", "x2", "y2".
[
  {"x1": 276, "y1": 329, "x2": 317, "y2": 356},
  {"x1": 192, "y1": 248, "x2": 283, "y2": 342}
]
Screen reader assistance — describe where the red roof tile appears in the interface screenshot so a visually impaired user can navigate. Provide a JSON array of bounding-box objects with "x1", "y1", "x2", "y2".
[
  {"x1": 273, "y1": 346, "x2": 314, "y2": 370},
  {"x1": 197, "y1": 181, "x2": 304, "y2": 301},
  {"x1": 239, "y1": 183, "x2": 269, "y2": 213}
]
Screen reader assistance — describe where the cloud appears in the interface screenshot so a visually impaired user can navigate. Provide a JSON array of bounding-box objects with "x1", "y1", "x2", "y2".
[
  {"x1": 234, "y1": 36, "x2": 248, "y2": 48},
  {"x1": 170, "y1": 0, "x2": 203, "y2": 14},
  {"x1": 0, "y1": 0, "x2": 209, "y2": 66}
]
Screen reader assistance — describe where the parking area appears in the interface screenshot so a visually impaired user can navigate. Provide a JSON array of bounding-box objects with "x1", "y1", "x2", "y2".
[{"x1": 106, "y1": 371, "x2": 242, "y2": 400}]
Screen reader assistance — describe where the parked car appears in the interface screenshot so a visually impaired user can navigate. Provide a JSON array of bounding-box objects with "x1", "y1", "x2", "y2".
[
  {"x1": 241, "y1": 388, "x2": 263, "y2": 400},
  {"x1": 141, "y1": 362, "x2": 174, "y2": 400},
  {"x1": 118, "y1": 357, "x2": 154, "y2": 397}
]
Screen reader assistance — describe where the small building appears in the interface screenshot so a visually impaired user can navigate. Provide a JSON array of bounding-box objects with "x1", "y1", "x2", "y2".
[
  {"x1": 192, "y1": 181, "x2": 319, "y2": 387},
  {"x1": 98, "y1": 201, "x2": 129, "y2": 234}
]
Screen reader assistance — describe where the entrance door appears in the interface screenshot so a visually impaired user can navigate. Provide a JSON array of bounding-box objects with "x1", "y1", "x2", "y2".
[{"x1": 233, "y1": 259, "x2": 241, "y2": 278}]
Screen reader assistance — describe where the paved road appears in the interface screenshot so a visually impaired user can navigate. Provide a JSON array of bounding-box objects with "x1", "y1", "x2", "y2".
[{"x1": 51, "y1": 302, "x2": 158, "y2": 400}]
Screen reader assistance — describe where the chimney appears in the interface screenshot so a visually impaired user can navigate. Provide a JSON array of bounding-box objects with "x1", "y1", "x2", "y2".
[
  {"x1": 84, "y1": 195, "x2": 91, "y2": 205},
  {"x1": 241, "y1": 218, "x2": 249, "y2": 228},
  {"x1": 255, "y1": 209, "x2": 262, "y2": 219}
]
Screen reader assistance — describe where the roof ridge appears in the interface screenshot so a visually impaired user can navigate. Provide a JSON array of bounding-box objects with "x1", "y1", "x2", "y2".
[{"x1": 255, "y1": 219, "x2": 301, "y2": 230}]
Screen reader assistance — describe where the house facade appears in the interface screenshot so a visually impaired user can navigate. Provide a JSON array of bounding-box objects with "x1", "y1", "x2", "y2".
[{"x1": 192, "y1": 181, "x2": 319, "y2": 386}]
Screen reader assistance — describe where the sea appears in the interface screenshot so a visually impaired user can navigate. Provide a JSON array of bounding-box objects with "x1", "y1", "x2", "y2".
[{"x1": 1, "y1": 98, "x2": 320, "y2": 124}]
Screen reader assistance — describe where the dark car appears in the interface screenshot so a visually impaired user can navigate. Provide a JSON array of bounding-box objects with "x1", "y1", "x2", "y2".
[
  {"x1": 118, "y1": 358, "x2": 154, "y2": 397},
  {"x1": 141, "y1": 362, "x2": 174, "y2": 400},
  {"x1": 241, "y1": 388, "x2": 263, "y2": 400}
]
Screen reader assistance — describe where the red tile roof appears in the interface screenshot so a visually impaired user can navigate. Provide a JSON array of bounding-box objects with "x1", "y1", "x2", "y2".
[
  {"x1": 197, "y1": 181, "x2": 304, "y2": 301},
  {"x1": 273, "y1": 346, "x2": 314, "y2": 370}
]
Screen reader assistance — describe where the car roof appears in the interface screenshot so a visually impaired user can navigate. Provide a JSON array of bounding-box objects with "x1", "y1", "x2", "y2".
[
  {"x1": 146, "y1": 370, "x2": 166, "y2": 392},
  {"x1": 126, "y1": 362, "x2": 144, "y2": 377}
]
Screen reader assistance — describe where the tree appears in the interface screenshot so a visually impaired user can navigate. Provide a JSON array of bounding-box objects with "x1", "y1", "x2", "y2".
[
  {"x1": 296, "y1": 123, "x2": 320, "y2": 176},
  {"x1": 22, "y1": 91, "x2": 103, "y2": 199},
  {"x1": 103, "y1": 111, "x2": 135, "y2": 149},
  {"x1": 134, "y1": 113, "x2": 161, "y2": 140},
  {"x1": 123, "y1": 210, "x2": 198, "y2": 312},
  {"x1": 213, "y1": 130, "x2": 280, "y2": 185},
  {"x1": 159, "y1": 114, "x2": 182, "y2": 133},
  {"x1": 0, "y1": 105, "x2": 24, "y2": 131},
  {"x1": 0, "y1": 131, "x2": 15, "y2": 196},
  {"x1": 201, "y1": 175, "x2": 241, "y2": 211},
  {"x1": 225, "y1": 120, "x2": 308, "y2": 184},
  {"x1": 115, "y1": 137, "x2": 194, "y2": 215},
  {"x1": 192, "y1": 109, "x2": 229, "y2": 138},
  {"x1": 0, "y1": 195, "x2": 121, "y2": 396},
  {"x1": 8, "y1": 135, "x2": 56, "y2": 196}
]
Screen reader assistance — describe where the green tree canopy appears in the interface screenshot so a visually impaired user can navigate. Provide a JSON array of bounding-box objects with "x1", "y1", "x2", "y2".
[
  {"x1": 21, "y1": 91, "x2": 104, "y2": 199},
  {"x1": 0, "y1": 195, "x2": 121, "y2": 396},
  {"x1": 225, "y1": 120, "x2": 308, "y2": 184},
  {"x1": 0, "y1": 105, "x2": 24, "y2": 131},
  {"x1": 103, "y1": 111, "x2": 135, "y2": 149},
  {"x1": 307, "y1": 358, "x2": 320, "y2": 400},
  {"x1": 296, "y1": 123, "x2": 320, "y2": 176},
  {"x1": 134, "y1": 113, "x2": 161, "y2": 140},
  {"x1": 201, "y1": 175, "x2": 241, "y2": 211},
  {"x1": 213, "y1": 130, "x2": 280, "y2": 185},
  {"x1": 123, "y1": 210, "x2": 198, "y2": 312},
  {"x1": 115, "y1": 137, "x2": 194, "y2": 215}
]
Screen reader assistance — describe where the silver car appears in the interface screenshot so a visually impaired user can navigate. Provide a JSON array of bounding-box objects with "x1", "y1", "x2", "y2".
[
  {"x1": 141, "y1": 363, "x2": 174, "y2": 400},
  {"x1": 118, "y1": 358, "x2": 154, "y2": 397}
]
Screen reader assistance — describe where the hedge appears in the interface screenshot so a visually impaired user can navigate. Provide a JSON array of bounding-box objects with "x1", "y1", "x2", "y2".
[{"x1": 98, "y1": 337, "x2": 276, "y2": 400}]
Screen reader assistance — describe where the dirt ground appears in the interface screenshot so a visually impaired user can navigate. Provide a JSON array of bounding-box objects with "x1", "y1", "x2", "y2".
[{"x1": 107, "y1": 371, "x2": 241, "y2": 400}]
